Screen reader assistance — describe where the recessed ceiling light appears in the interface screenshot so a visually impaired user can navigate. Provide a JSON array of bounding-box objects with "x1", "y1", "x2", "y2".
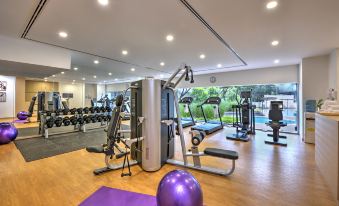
[
  {"x1": 274, "y1": 59, "x2": 280, "y2": 64},
  {"x1": 266, "y1": 1, "x2": 278, "y2": 9},
  {"x1": 166, "y1": 34, "x2": 174, "y2": 42},
  {"x1": 74, "y1": 67, "x2": 78, "y2": 71},
  {"x1": 108, "y1": 72, "x2": 112, "y2": 76},
  {"x1": 160, "y1": 74, "x2": 164, "y2": 78},
  {"x1": 44, "y1": 77, "x2": 48, "y2": 80},
  {"x1": 82, "y1": 77, "x2": 86, "y2": 81},
  {"x1": 160, "y1": 62, "x2": 165, "y2": 66},
  {"x1": 114, "y1": 78, "x2": 118, "y2": 81},
  {"x1": 58, "y1": 31, "x2": 68, "y2": 38},
  {"x1": 72, "y1": 80, "x2": 75, "y2": 82},
  {"x1": 44, "y1": 79, "x2": 48, "y2": 82},
  {"x1": 98, "y1": 0, "x2": 109, "y2": 6},
  {"x1": 94, "y1": 60, "x2": 99, "y2": 64},
  {"x1": 103, "y1": 80, "x2": 106, "y2": 83},
  {"x1": 199, "y1": 54, "x2": 206, "y2": 59},
  {"x1": 122, "y1": 50, "x2": 128, "y2": 55},
  {"x1": 271, "y1": 40, "x2": 279, "y2": 46},
  {"x1": 52, "y1": 75, "x2": 56, "y2": 77},
  {"x1": 93, "y1": 75, "x2": 97, "y2": 78},
  {"x1": 61, "y1": 72, "x2": 65, "y2": 74},
  {"x1": 131, "y1": 68, "x2": 135, "y2": 71},
  {"x1": 217, "y1": 64, "x2": 222, "y2": 68}
]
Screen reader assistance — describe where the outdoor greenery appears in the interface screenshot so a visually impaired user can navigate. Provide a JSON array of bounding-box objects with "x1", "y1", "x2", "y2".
[{"x1": 178, "y1": 84, "x2": 297, "y2": 123}]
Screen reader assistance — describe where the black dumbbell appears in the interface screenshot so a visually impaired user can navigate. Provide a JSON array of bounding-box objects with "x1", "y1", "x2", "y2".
[
  {"x1": 77, "y1": 108, "x2": 83, "y2": 114},
  {"x1": 83, "y1": 115, "x2": 92, "y2": 124},
  {"x1": 63, "y1": 117, "x2": 71, "y2": 126},
  {"x1": 106, "y1": 106, "x2": 112, "y2": 112},
  {"x1": 89, "y1": 107, "x2": 95, "y2": 113},
  {"x1": 91, "y1": 115, "x2": 98, "y2": 123},
  {"x1": 70, "y1": 116, "x2": 78, "y2": 125},
  {"x1": 97, "y1": 114, "x2": 103, "y2": 122},
  {"x1": 77, "y1": 117, "x2": 85, "y2": 125},
  {"x1": 70, "y1": 108, "x2": 77, "y2": 115},
  {"x1": 54, "y1": 117, "x2": 63, "y2": 127},
  {"x1": 106, "y1": 114, "x2": 112, "y2": 122},
  {"x1": 46, "y1": 117, "x2": 54, "y2": 128},
  {"x1": 46, "y1": 111, "x2": 52, "y2": 116},
  {"x1": 83, "y1": 107, "x2": 89, "y2": 114},
  {"x1": 100, "y1": 106, "x2": 106, "y2": 112},
  {"x1": 95, "y1": 107, "x2": 101, "y2": 113},
  {"x1": 102, "y1": 115, "x2": 108, "y2": 122},
  {"x1": 63, "y1": 108, "x2": 70, "y2": 115},
  {"x1": 55, "y1": 109, "x2": 62, "y2": 116}
]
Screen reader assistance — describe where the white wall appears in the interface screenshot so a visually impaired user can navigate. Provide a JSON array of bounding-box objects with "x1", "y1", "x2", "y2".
[
  {"x1": 0, "y1": 35, "x2": 71, "y2": 69},
  {"x1": 329, "y1": 49, "x2": 339, "y2": 92},
  {"x1": 106, "y1": 83, "x2": 130, "y2": 92},
  {"x1": 178, "y1": 65, "x2": 298, "y2": 88},
  {"x1": 0, "y1": 75, "x2": 15, "y2": 118},
  {"x1": 59, "y1": 83, "x2": 84, "y2": 108}
]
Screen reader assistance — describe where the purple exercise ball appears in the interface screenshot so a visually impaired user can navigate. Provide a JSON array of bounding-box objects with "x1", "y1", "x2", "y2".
[
  {"x1": 0, "y1": 123, "x2": 18, "y2": 145},
  {"x1": 156, "y1": 170, "x2": 203, "y2": 206},
  {"x1": 17, "y1": 111, "x2": 28, "y2": 120}
]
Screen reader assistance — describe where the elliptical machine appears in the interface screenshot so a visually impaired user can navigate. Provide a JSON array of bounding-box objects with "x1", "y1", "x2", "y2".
[
  {"x1": 226, "y1": 91, "x2": 256, "y2": 142},
  {"x1": 265, "y1": 101, "x2": 287, "y2": 146}
]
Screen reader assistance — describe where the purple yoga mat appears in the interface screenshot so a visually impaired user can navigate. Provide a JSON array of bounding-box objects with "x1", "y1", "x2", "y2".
[{"x1": 79, "y1": 186, "x2": 157, "y2": 206}]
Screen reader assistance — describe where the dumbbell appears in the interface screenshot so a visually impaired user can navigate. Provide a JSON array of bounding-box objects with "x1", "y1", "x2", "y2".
[
  {"x1": 55, "y1": 109, "x2": 62, "y2": 116},
  {"x1": 77, "y1": 117, "x2": 85, "y2": 125},
  {"x1": 70, "y1": 108, "x2": 77, "y2": 115},
  {"x1": 106, "y1": 114, "x2": 112, "y2": 122},
  {"x1": 100, "y1": 114, "x2": 108, "y2": 122},
  {"x1": 70, "y1": 116, "x2": 78, "y2": 125},
  {"x1": 106, "y1": 106, "x2": 112, "y2": 112},
  {"x1": 54, "y1": 117, "x2": 63, "y2": 127},
  {"x1": 89, "y1": 107, "x2": 95, "y2": 113},
  {"x1": 100, "y1": 106, "x2": 106, "y2": 112},
  {"x1": 63, "y1": 108, "x2": 70, "y2": 115},
  {"x1": 95, "y1": 107, "x2": 101, "y2": 113},
  {"x1": 83, "y1": 107, "x2": 89, "y2": 114},
  {"x1": 77, "y1": 108, "x2": 83, "y2": 114},
  {"x1": 83, "y1": 115, "x2": 92, "y2": 124},
  {"x1": 97, "y1": 114, "x2": 104, "y2": 122},
  {"x1": 46, "y1": 117, "x2": 54, "y2": 128},
  {"x1": 63, "y1": 117, "x2": 71, "y2": 126},
  {"x1": 46, "y1": 111, "x2": 52, "y2": 116},
  {"x1": 91, "y1": 115, "x2": 98, "y2": 123}
]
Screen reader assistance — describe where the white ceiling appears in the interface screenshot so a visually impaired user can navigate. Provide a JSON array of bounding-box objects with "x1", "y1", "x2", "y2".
[{"x1": 0, "y1": 0, "x2": 339, "y2": 84}]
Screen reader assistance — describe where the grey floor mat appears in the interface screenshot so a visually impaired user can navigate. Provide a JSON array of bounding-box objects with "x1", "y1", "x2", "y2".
[{"x1": 14, "y1": 130, "x2": 107, "y2": 162}]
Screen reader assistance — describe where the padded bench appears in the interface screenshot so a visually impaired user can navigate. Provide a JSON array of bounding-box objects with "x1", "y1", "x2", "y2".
[
  {"x1": 204, "y1": 148, "x2": 238, "y2": 160},
  {"x1": 86, "y1": 145, "x2": 105, "y2": 153}
]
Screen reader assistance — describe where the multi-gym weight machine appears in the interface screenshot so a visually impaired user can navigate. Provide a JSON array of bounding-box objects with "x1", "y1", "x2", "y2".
[{"x1": 86, "y1": 64, "x2": 239, "y2": 176}]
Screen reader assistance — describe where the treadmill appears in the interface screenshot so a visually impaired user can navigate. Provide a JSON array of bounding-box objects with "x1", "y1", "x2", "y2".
[
  {"x1": 191, "y1": 97, "x2": 223, "y2": 135},
  {"x1": 179, "y1": 97, "x2": 195, "y2": 128}
]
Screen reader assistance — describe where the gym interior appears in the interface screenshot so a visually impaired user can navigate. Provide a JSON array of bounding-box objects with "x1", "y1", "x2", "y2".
[{"x1": 0, "y1": 0, "x2": 338, "y2": 205}]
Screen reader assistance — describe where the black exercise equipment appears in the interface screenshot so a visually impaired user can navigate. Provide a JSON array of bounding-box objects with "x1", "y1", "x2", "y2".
[
  {"x1": 100, "y1": 106, "x2": 106, "y2": 112},
  {"x1": 91, "y1": 115, "x2": 98, "y2": 123},
  {"x1": 70, "y1": 116, "x2": 78, "y2": 125},
  {"x1": 95, "y1": 107, "x2": 101, "y2": 113},
  {"x1": 106, "y1": 106, "x2": 112, "y2": 112},
  {"x1": 63, "y1": 108, "x2": 70, "y2": 115},
  {"x1": 46, "y1": 117, "x2": 54, "y2": 128},
  {"x1": 55, "y1": 109, "x2": 62, "y2": 116},
  {"x1": 89, "y1": 107, "x2": 95, "y2": 113},
  {"x1": 106, "y1": 114, "x2": 112, "y2": 122},
  {"x1": 46, "y1": 111, "x2": 52, "y2": 116},
  {"x1": 63, "y1": 117, "x2": 71, "y2": 126},
  {"x1": 265, "y1": 101, "x2": 287, "y2": 146},
  {"x1": 83, "y1": 115, "x2": 92, "y2": 124},
  {"x1": 226, "y1": 91, "x2": 256, "y2": 142},
  {"x1": 70, "y1": 108, "x2": 77, "y2": 115},
  {"x1": 83, "y1": 107, "x2": 89, "y2": 114},
  {"x1": 97, "y1": 115, "x2": 103, "y2": 122},
  {"x1": 77, "y1": 117, "x2": 85, "y2": 125},
  {"x1": 191, "y1": 97, "x2": 223, "y2": 135},
  {"x1": 54, "y1": 117, "x2": 63, "y2": 127},
  {"x1": 77, "y1": 108, "x2": 83, "y2": 114},
  {"x1": 178, "y1": 97, "x2": 195, "y2": 128}
]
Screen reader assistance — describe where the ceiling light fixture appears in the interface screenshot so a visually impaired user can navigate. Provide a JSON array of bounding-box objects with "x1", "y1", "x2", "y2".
[
  {"x1": 166, "y1": 34, "x2": 174, "y2": 42},
  {"x1": 271, "y1": 40, "x2": 279, "y2": 46},
  {"x1": 58, "y1": 31, "x2": 68, "y2": 38},
  {"x1": 94, "y1": 60, "x2": 99, "y2": 64},
  {"x1": 74, "y1": 67, "x2": 78, "y2": 71},
  {"x1": 131, "y1": 68, "x2": 135, "y2": 71},
  {"x1": 108, "y1": 72, "x2": 112, "y2": 76},
  {"x1": 52, "y1": 75, "x2": 56, "y2": 77},
  {"x1": 217, "y1": 64, "x2": 222, "y2": 68},
  {"x1": 122, "y1": 50, "x2": 128, "y2": 55},
  {"x1": 44, "y1": 80, "x2": 48, "y2": 82},
  {"x1": 98, "y1": 0, "x2": 109, "y2": 6},
  {"x1": 72, "y1": 80, "x2": 75, "y2": 82},
  {"x1": 160, "y1": 74, "x2": 164, "y2": 78},
  {"x1": 82, "y1": 77, "x2": 86, "y2": 81},
  {"x1": 160, "y1": 62, "x2": 165, "y2": 66},
  {"x1": 266, "y1": 1, "x2": 278, "y2": 9},
  {"x1": 44, "y1": 77, "x2": 48, "y2": 80},
  {"x1": 115, "y1": 78, "x2": 118, "y2": 81},
  {"x1": 93, "y1": 75, "x2": 97, "y2": 78},
  {"x1": 199, "y1": 54, "x2": 206, "y2": 59},
  {"x1": 61, "y1": 72, "x2": 65, "y2": 74},
  {"x1": 274, "y1": 59, "x2": 280, "y2": 64}
]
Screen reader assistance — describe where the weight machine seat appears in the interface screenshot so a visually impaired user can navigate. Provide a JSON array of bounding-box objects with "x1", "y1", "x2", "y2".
[
  {"x1": 86, "y1": 145, "x2": 105, "y2": 153},
  {"x1": 204, "y1": 148, "x2": 238, "y2": 160}
]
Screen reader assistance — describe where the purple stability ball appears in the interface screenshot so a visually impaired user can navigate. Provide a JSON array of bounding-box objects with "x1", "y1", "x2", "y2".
[
  {"x1": 156, "y1": 170, "x2": 203, "y2": 206},
  {"x1": 17, "y1": 111, "x2": 29, "y2": 120},
  {"x1": 0, "y1": 123, "x2": 18, "y2": 144}
]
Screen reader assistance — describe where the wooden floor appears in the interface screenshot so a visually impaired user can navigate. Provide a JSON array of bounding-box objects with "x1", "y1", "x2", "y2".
[
  {"x1": 0, "y1": 116, "x2": 39, "y2": 129},
  {"x1": 0, "y1": 126, "x2": 336, "y2": 206}
]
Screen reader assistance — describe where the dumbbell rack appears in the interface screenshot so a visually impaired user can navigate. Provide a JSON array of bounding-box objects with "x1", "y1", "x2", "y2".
[{"x1": 39, "y1": 108, "x2": 112, "y2": 139}]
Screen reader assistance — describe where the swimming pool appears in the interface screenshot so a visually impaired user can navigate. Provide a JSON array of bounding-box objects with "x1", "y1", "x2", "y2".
[{"x1": 255, "y1": 116, "x2": 296, "y2": 124}]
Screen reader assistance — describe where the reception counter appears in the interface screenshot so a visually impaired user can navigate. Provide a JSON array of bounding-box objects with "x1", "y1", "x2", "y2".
[{"x1": 315, "y1": 113, "x2": 339, "y2": 204}]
